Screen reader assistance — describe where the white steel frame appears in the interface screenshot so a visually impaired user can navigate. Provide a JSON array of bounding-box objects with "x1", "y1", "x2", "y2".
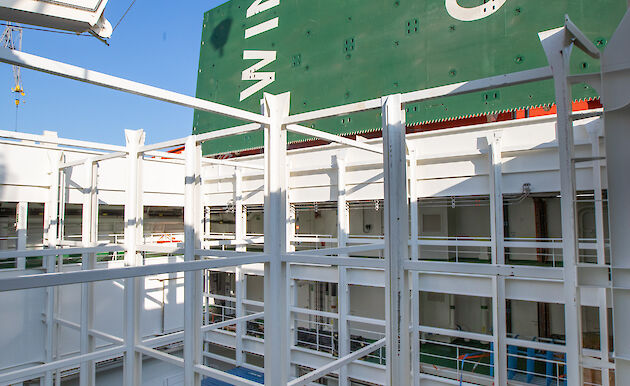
[{"x1": 0, "y1": 13, "x2": 627, "y2": 386}]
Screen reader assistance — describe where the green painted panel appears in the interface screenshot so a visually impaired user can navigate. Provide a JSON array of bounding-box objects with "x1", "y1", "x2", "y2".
[{"x1": 194, "y1": 0, "x2": 626, "y2": 154}]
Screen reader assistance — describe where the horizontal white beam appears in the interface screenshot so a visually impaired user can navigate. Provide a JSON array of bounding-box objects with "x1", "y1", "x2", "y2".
[
  {"x1": 418, "y1": 325, "x2": 492, "y2": 343},
  {"x1": 141, "y1": 332, "x2": 185, "y2": 348},
  {"x1": 286, "y1": 124, "x2": 383, "y2": 154},
  {"x1": 0, "y1": 48, "x2": 269, "y2": 125},
  {"x1": 415, "y1": 238, "x2": 491, "y2": 247},
  {"x1": 203, "y1": 236, "x2": 265, "y2": 247},
  {"x1": 203, "y1": 157, "x2": 263, "y2": 170},
  {"x1": 139, "y1": 123, "x2": 263, "y2": 154},
  {"x1": 201, "y1": 312, "x2": 265, "y2": 333},
  {"x1": 139, "y1": 136, "x2": 190, "y2": 153},
  {"x1": 203, "y1": 293, "x2": 236, "y2": 302},
  {"x1": 195, "y1": 122, "x2": 263, "y2": 144},
  {"x1": 291, "y1": 306, "x2": 338, "y2": 320},
  {"x1": 0, "y1": 129, "x2": 125, "y2": 152},
  {"x1": 290, "y1": 243, "x2": 385, "y2": 256},
  {"x1": 401, "y1": 66, "x2": 553, "y2": 104},
  {"x1": 283, "y1": 254, "x2": 386, "y2": 269},
  {"x1": 59, "y1": 151, "x2": 128, "y2": 169},
  {"x1": 287, "y1": 338, "x2": 386, "y2": 386},
  {"x1": 347, "y1": 314, "x2": 385, "y2": 326},
  {"x1": 135, "y1": 345, "x2": 184, "y2": 368},
  {"x1": 0, "y1": 245, "x2": 124, "y2": 260},
  {"x1": 505, "y1": 337, "x2": 566, "y2": 353},
  {"x1": 194, "y1": 364, "x2": 262, "y2": 386},
  {"x1": 196, "y1": 250, "x2": 265, "y2": 258},
  {"x1": 140, "y1": 313, "x2": 264, "y2": 348},
  {"x1": 136, "y1": 244, "x2": 184, "y2": 254},
  {"x1": 0, "y1": 254, "x2": 270, "y2": 291},
  {"x1": 284, "y1": 99, "x2": 383, "y2": 125},
  {"x1": 56, "y1": 317, "x2": 124, "y2": 345},
  {"x1": 403, "y1": 260, "x2": 563, "y2": 280},
  {"x1": 145, "y1": 149, "x2": 264, "y2": 170},
  {"x1": 0, "y1": 345, "x2": 125, "y2": 384}
]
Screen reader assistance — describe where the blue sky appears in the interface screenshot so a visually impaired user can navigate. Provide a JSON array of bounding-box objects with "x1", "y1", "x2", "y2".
[{"x1": 0, "y1": 0, "x2": 228, "y2": 146}]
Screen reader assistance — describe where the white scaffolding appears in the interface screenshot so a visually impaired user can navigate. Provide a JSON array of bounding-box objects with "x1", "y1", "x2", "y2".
[{"x1": 0, "y1": 12, "x2": 628, "y2": 386}]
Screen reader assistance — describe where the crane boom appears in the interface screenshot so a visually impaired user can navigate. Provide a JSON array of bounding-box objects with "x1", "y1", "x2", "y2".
[
  {"x1": 1, "y1": 22, "x2": 24, "y2": 130},
  {"x1": 1, "y1": 23, "x2": 23, "y2": 96}
]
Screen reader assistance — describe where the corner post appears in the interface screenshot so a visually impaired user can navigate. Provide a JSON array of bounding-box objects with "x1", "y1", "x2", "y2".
[
  {"x1": 262, "y1": 92, "x2": 291, "y2": 386},
  {"x1": 382, "y1": 94, "x2": 411, "y2": 385},
  {"x1": 540, "y1": 26, "x2": 582, "y2": 385}
]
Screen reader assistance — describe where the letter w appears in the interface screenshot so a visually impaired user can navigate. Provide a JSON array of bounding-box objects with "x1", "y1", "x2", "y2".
[{"x1": 240, "y1": 50, "x2": 276, "y2": 101}]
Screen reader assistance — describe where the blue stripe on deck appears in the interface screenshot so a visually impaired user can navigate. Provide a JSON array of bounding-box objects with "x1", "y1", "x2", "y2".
[{"x1": 201, "y1": 367, "x2": 264, "y2": 386}]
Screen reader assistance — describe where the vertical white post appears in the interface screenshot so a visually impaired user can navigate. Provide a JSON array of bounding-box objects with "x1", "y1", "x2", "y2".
[
  {"x1": 58, "y1": 165, "x2": 66, "y2": 244},
  {"x1": 80, "y1": 159, "x2": 97, "y2": 386},
  {"x1": 287, "y1": 197, "x2": 296, "y2": 377},
  {"x1": 43, "y1": 151, "x2": 61, "y2": 386},
  {"x1": 262, "y1": 92, "x2": 291, "y2": 386},
  {"x1": 487, "y1": 131, "x2": 507, "y2": 384},
  {"x1": 488, "y1": 132, "x2": 504, "y2": 266},
  {"x1": 335, "y1": 155, "x2": 350, "y2": 386},
  {"x1": 408, "y1": 148, "x2": 420, "y2": 386},
  {"x1": 184, "y1": 135, "x2": 203, "y2": 385},
  {"x1": 16, "y1": 201, "x2": 27, "y2": 269},
  {"x1": 382, "y1": 94, "x2": 411, "y2": 385},
  {"x1": 587, "y1": 127, "x2": 606, "y2": 267},
  {"x1": 540, "y1": 27, "x2": 583, "y2": 385},
  {"x1": 601, "y1": 10, "x2": 630, "y2": 383},
  {"x1": 234, "y1": 168, "x2": 246, "y2": 366},
  {"x1": 0, "y1": 218, "x2": 7, "y2": 251},
  {"x1": 587, "y1": 127, "x2": 611, "y2": 386},
  {"x1": 491, "y1": 276, "x2": 507, "y2": 384},
  {"x1": 123, "y1": 129, "x2": 145, "y2": 386},
  {"x1": 286, "y1": 161, "x2": 295, "y2": 255},
  {"x1": 55, "y1": 154, "x2": 66, "y2": 386}
]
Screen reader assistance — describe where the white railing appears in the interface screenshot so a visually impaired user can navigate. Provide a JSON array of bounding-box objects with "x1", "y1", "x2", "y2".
[
  {"x1": 349, "y1": 326, "x2": 386, "y2": 366},
  {"x1": 418, "y1": 335, "x2": 494, "y2": 383},
  {"x1": 506, "y1": 345, "x2": 566, "y2": 385},
  {"x1": 292, "y1": 308, "x2": 338, "y2": 355}
]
